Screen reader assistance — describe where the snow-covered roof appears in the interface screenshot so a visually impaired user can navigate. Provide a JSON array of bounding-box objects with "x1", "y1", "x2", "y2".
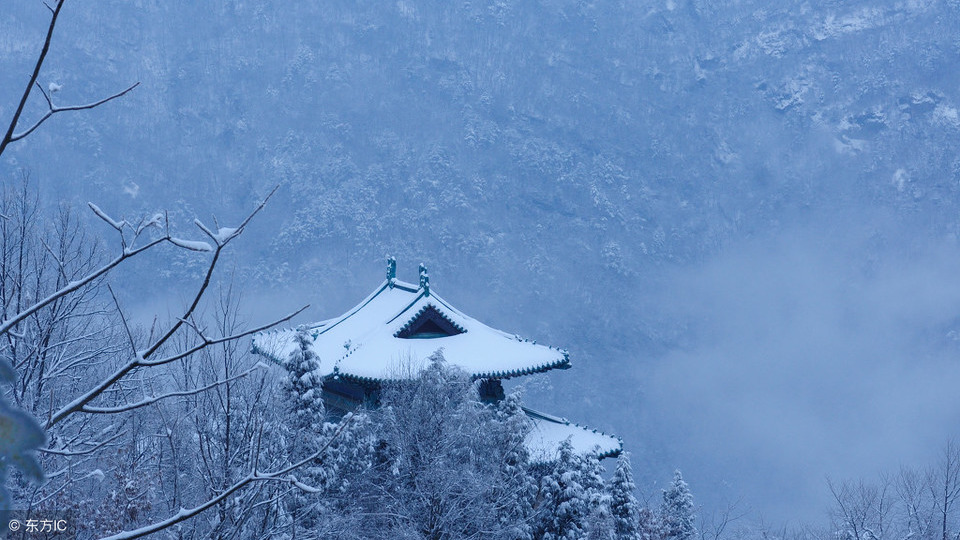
[
  {"x1": 523, "y1": 407, "x2": 622, "y2": 462},
  {"x1": 252, "y1": 264, "x2": 571, "y2": 383}
]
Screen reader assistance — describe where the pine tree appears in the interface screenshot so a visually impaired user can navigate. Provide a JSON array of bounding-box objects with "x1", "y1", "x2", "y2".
[
  {"x1": 583, "y1": 452, "x2": 614, "y2": 539},
  {"x1": 639, "y1": 507, "x2": 662, "y2": 540},
  {"x1": 609, "y1": 452, "x2": 641, "y2": 540},
  {"x1": 279, "y1": 326, "x2": 327, "y2": 534},
  {"x1": 282, "y1": 327, "x2": 325, "y2": 434},
  {"x1": 493, "y1": 392, "x2": 536, "y2": 540},
  {"x1": 660, "y1": 470, "x2": 697, "y2": 540},
  {"x1": 538, "y1": 439, "x2": 590, "y2": 540}
]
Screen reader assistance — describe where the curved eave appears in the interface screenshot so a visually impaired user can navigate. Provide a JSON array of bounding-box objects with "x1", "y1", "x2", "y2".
[
  {"x1": 524, "y1": 405, "x2": 623, "y2": 462},
  {"x1": 250, "y1": 334, "x2": 289, "y2": 366},
  {"x1": 324, "y1": 371, "x2": 389, "y2": 388},
  {"x1": 328, "y1": 351, "x2": 570, "y2": 385},
  {"x1": 472, "y1": 352, "x2": 571, "y2": 380},
  {"x1": 598, "y1": 444, "x2": 623, "y2": 460}
]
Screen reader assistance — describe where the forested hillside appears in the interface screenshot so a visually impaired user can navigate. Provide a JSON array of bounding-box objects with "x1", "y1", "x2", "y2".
[{"x1": 3, "y1": 0, "x2": 960, "y2": 523}]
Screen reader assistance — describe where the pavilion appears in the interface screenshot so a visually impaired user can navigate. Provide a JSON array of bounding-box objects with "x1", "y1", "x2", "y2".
[{"x1": 253, "y1": 258, "x2": 621, "y2": 461}]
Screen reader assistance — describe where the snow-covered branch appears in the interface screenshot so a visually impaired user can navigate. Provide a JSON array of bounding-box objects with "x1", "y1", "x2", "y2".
[
  {"x1": 46, "y1": 304, "x2": 305, "y2": 428},
  {"x1": 98, "y1": 414, "x2": 354, "y2": 540},
  {"x1": 194, "y1": 185, "x2": 278, "y2": 248},
  {"x1": 87, "y1": 203, "x2": 128, "y2": 232},
  {"x1": 139, "y1": 185, "x2": 278, "y2": 361},
  {"x1": 0, "y1": 0, "x2": 63, "y2": 158},
  {"x1": 8, "y1": 81, "x2": 141, "y2": 144},
  {"x1": 0, "y1": 235, "x2": 167, "y2": 338},
  {"x1": 80, "y1": 363, "x2": 266, "y2": 414}
]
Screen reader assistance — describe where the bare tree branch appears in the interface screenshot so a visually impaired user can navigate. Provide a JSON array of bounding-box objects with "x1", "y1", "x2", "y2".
[
  {"x1": 106, "y1": 284, "x2": 139, "y2": 356},
  {"x1": 137, "y1": 305, "x2": 307, "y2": 368},
  {"x1": 38, "y1": 429, "x2": 124, "y2": 457},
  {"x1": 140, "y1": 185, "x2": 278, "y2": 360},
  {"x1": 8, "y1": 82, "x2": 141, "y2": 144},
  {"x1": 0, "y1": 0, "x2": 63, "y2": 157},
  {"x1": 46, "y1": 304, "x2": 305, "y2": 428},
  {"x1": 99, "y1": 414, "x2": 354, "y2": 540},
  {"x1": 80, "y1": 363, "x2": 266, "y2": 415},
  {"x1": 0, "y1": 235, "x2": 167, "y2": 338}
]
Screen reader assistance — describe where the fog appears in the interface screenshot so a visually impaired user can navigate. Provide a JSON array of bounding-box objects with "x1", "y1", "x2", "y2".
[{"x1": 644, "y1": 217, "x2": 960, "y2": 522}]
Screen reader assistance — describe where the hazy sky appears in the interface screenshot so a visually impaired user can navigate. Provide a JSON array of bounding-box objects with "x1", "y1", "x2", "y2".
[{"x1": 643, "y1": 215, "x2": 960, "y2": 522}]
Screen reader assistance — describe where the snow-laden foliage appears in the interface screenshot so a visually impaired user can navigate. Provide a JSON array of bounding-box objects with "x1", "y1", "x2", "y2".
[
  {"x1": 278, "y1": 326, "x2": 327, "y2": 533},
  {"x1": 536, "y1": 439, "x2": 592, "y2": 540},
  {"x1": 282, "y1": 327, "x2": 325, "y2": 433},
  {"x1": 354, "y1": 352, "x2": 534, "y2": 539},
  {"x1": 660, "y1": 470, "x2": 698, "y2": 540},
  {"x1": 609, "y1": 452, "x2": 642, "y2": 540},
  {"x1": 492, "y1": 392, "x2": 537, "y2": 540}
]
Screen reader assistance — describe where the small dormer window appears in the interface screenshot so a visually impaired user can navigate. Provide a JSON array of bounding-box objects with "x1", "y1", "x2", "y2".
[{"x1": 396, "y1": 305, "x2": 465, "y2": 339}]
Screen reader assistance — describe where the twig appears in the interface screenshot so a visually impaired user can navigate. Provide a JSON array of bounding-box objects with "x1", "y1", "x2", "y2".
[
  {"x1": 9, "y1": 81, "x2": 141, "y2": 145},
  {"x1": 81, "y1": 363, "x2": 265, "y2": 414},
  {"x1": 0, "y1": 0, "x2": 64, "y2": 157},
  {"x1": 99, "y1": 414, "x2": 354, "y2": 540}
]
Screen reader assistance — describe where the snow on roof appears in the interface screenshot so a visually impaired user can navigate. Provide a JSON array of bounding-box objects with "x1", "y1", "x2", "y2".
[
  {"x1": 523, "y1": 407, "x2": 622, "y2": 462},
  {"x1": 252, "y1": 270, "x2": 571, "y2": 383}
]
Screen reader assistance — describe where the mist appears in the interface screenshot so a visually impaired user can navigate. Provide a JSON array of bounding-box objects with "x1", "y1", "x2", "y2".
[{"x1": 643, "y1": 216, "x2": 960, "y2": 522}]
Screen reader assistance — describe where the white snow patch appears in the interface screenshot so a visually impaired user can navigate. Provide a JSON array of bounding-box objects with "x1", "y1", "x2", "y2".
[
  {"x1": 756, "y1": 30, "x2": 789, "y2": 58},
  {"x1": 214, "y1": 227, "x2": 238, "y2": 243},
  {"x1": 88, "y1": 202, "x2": 126, "y2": 230},
  {"x1": 934, "y1": 103, "x2": 960, "y2": 126},
  {"x1": 397, "y1": 0, "x2": 415, "y2": 18},
  {"x1": 169, "y1": 237, "x2": 213, "y2": 252},
  {"x1": 812, "y1": 8, "x2": 885, "y2": 40},
  {"x1": 834, "y1": 136, "x2": 866, "y2": 155},
  {"x1": 122, "y1": 182, "x2": 140, "y2": 198},
  {"x1": 893, "y1": 168, "x2": 909, "y2": 192}
]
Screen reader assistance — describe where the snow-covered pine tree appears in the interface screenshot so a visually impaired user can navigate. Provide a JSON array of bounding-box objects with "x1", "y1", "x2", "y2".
[
  {"x1": 279, "y1": 326, "x2": 327, "y2": 534},
  {"x1": 608, "y1": 452, "x2": 641, "y2": 540},
  {"x1": 303, "y1": 411, "x2": 378, "y2": 537},
  {"x1": 660, "y1": 470, "x2": 697, "y2": 540},
  {"x1": 538, "y1": 439, "x2": 590, "y2": 540},
  {"x1": 283, "y1": 326, "x2": 325, "y2": 433},
  {"x1": 639, "y1": 507, "x2": 662, "y2": 540},
  {"x1": 583, "y1": 451, "x2": 615, "y2": 539},
  {"x1": 493, "y1": 391, "x2": 537, "y2": 540}
]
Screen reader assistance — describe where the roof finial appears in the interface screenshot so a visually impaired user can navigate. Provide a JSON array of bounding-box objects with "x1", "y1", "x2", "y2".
[
  {"x1": 386, "y1": 256, "x2": 397, "y2": 286},
  {"x1": 419, "y1": 263, "x2": 430, "y2": 296}
]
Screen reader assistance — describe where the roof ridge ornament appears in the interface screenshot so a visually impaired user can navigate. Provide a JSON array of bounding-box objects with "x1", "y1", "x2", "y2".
[
  {"x1": 419, "y1": 263, "x2": 430, "y2": 297},
  {"x1": 386, "y1": 256, "x2": 397, "y2": 287}
]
